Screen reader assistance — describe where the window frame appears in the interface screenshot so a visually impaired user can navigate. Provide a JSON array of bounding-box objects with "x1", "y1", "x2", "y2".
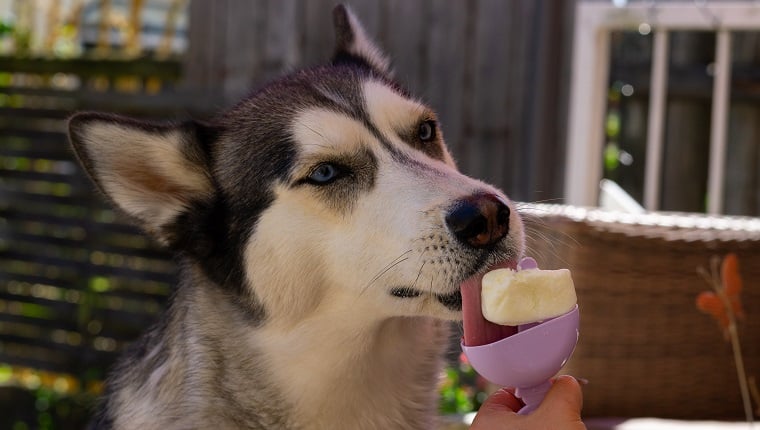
[{"x1": 565, "y1": 1, "x2": 760, "y2": 213}]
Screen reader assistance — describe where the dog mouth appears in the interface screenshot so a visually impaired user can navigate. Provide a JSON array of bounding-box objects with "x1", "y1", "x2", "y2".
[
  {"x1": 389, "y1": 287, "x2": 462, "y2": 311},
  {"x1": 388, "y1": 256, "x2": 516, "y2": 314}
]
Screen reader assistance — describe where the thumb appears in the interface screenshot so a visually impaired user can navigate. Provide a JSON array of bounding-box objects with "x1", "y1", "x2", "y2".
[
  {"x1": 479, "y1": 387, "x2": 524, "y2": 414},
  {"x1": 534, "y1": 375, "x2": 584, "y2": 419}
]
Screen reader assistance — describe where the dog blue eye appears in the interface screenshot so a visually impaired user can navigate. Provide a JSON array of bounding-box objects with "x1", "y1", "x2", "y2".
[
  {"x1": 308, "y1": 163, "x2": 341, "y2": 184},
  {"x1": 418, "y1": 120, "x2": 436, "y2": 142}
]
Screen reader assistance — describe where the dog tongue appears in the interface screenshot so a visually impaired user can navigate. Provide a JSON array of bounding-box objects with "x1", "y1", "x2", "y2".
[{"x1": 461, "y1": 273, "x2": 517, "y2": 347}]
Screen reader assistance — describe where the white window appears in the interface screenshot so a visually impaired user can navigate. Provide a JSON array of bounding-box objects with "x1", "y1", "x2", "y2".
[{"x1": 565, "y1": 1, "x2": 760, "y2": 215}]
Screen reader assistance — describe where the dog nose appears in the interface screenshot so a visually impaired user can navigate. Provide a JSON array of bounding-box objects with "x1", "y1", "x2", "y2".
[{"x1": 445, "y1": 193, "x2": 510, "y2": 249}]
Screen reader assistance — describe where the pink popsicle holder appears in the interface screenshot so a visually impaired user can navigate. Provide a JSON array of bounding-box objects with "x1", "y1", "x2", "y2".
[{"x1": 460, "y1": 257, "x2": 580, "y2": 415}]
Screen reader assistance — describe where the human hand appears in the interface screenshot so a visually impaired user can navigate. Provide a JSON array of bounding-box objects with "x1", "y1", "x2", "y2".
[{"x1": 469, "y1": 375, "x2": 586, "y2": 429}]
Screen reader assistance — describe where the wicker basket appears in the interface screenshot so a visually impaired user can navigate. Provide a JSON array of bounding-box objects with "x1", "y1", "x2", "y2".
[{"x1": 523, "y1": 204, "x2": 760, "y2": 420}]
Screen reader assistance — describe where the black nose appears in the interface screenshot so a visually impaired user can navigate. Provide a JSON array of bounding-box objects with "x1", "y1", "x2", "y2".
[{"x1": 445, "y1": 193, "x2": 510, "y2": 249}]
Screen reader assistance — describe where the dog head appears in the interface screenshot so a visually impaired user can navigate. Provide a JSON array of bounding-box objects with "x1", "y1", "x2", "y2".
[{"x1": 68, "y1": 5, "x2": 524, "y2": 327}]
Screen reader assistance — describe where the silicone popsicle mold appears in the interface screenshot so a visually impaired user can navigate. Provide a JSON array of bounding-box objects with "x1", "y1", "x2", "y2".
[{"x1": 461, "y1": 257, "x2": 579, "y2": 415}]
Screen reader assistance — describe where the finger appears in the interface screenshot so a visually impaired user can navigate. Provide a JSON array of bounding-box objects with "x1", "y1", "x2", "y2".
[
  {"x1": 552, "y1": 375, "x2": 589, "y2": 386},
  {"x1": 479, "y1": 387, "x2": 524, "y2": 413},
  {"x1": 538, "y1": 375, "x2": 584, "y2": 417},
  {"x1": 469, "y1": 388, "x2": 522, "y2": 429}
]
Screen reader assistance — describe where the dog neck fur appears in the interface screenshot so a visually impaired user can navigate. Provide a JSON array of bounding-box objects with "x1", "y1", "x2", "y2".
[
  {"x1": 255, "y1": 299, "x2": 448, "y2": 429},
  {"x1": 105, "y1": 262, "x2": 448, "y2": 430}
]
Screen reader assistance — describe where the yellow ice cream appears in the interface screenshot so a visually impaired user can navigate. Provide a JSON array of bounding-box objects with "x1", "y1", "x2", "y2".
[{"x1": 481, "y1": 268, "x2": 576, "y2": 326}]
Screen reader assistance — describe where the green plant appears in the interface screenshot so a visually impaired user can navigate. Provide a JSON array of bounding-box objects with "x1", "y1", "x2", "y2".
[{"x1": 439, "y1": 353, "x2": 489, "y2": 415}]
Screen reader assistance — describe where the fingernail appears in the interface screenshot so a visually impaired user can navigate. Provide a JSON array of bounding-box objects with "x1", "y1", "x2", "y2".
[
  {"x1": 574, "y1": 377, "x2": 589, "y2": 385},
  {"x1": 553, "y1": 375, "x2": 589, "y2": 385}
]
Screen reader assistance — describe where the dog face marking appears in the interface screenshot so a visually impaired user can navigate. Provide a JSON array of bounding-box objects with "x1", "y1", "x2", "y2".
[
  {"x1": 290, "y1": 107, "x2": 379, "y2": 214},
  {"x1": 241, "y1": 76, "x2": 523, "y2": 326},
  {"x1": 361, "y1": 80, "x2": 450, "y2": 164}
]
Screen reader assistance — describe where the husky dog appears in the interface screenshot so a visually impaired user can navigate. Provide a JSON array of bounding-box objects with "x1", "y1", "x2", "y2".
[{"x1": 69, "y1": 5, "x2": 524, "y2": 430}]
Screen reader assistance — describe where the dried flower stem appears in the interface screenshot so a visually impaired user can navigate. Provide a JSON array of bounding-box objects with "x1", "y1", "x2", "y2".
[
  {"x1": 699, "y1": 255, "x2": 754, "y2": 423},
  {"x1": 749, "y1": 376, "x2": 760, "y2": 418},
  {"x1": 726, "y1": 319, "x2": 753, "y2": 423},
  {"x1": 714, "y1": 262, "x2": 753, "y2": 423}
]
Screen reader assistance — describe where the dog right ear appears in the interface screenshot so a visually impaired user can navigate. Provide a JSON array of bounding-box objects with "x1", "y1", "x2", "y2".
[
  {"x1": 332, "y1": 4, "x2": 392, "y2": 76},
  {"x1": 68, "y1": 113, "x2": 215, "y2": 245}
]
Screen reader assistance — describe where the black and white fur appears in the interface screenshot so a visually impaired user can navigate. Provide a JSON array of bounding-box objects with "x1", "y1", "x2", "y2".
[{"x1": 69, "y1": 5, "x2": 524, "y2": 429}]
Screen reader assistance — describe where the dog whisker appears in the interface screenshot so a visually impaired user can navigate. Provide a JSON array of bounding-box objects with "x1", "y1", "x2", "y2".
[
  {"x1": 514, "y1": 198, "x2": 564, "y2": 209},
  {"x1": 428, "y1": 271, "x2": 435, "y2": 297},
  {"x1": 360, "y1": 250, "x2": 413, "y2": 295},
  {"x1": 411, "y1": 261, "x2": 427, "y2": 291},
  {"x1": 519, "y1": 213, "x2": 577, "y2": 268}
]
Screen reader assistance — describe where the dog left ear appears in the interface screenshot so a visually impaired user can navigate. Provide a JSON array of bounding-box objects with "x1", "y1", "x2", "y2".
[
  {"x1": 332, "y1": 4, "x2": 391, "y2": 76},
  {"x1": 68, "y1": 113, "x2": 215, "y2": 245}
]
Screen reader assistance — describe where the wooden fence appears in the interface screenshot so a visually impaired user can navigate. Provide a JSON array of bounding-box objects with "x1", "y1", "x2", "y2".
[
  {"x1": 0, "y1": 54, "x2": 209, "y2": 427},
  {"x1": 0, "y1": 55, "x2": 200, "y2": 374},
  {"x1": 184, "y1": 0, "x2": 576, "y2": 203}
]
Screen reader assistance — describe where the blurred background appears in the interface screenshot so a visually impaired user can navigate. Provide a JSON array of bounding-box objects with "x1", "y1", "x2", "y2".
[{"x1": 0, "y1": 0, "x2": 759, "y2": 428}]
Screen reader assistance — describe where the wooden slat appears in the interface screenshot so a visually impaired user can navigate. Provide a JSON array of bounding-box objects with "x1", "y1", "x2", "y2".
[
  {"x1": 0, "y1": 209, "x2": 138, "y2": 235},
  {"x1": 349, "y1": 0, "x2": 384, "y2": 42},
  {"x1": 0, "y1": 168, "x2": 79, "y2": 183},
  {"x1": 518, "y1": 0, "x2": 569, "y2": 201},
  {"x1": 1, "y1": 189, "x2": 101, "y2": 205},
  {"x1": 0, "y1": 132, "x2": 71, "y2": 150},
  {"x1": 385, "y1": 0, "x2": 427, "y2": 95},
  {"x1": 0, "y1": 209, "x2": 140, "y2": 235},
  {"x1": 0, "y1": 339, "x2": 124, "y2": 366},
  {"x1": 564, "y1": 3, "x2": 612, "y2": 206},
  {"x1": 644, "y1": 30, "x2": 670, "y2": 211},
  {"x1": 660, "y1": 32, "x2": 714, "y2": 213},
  {"x1": 0, "y1": 87, "x2": 222, "y2": 117},
  {"x1": 723, "y1": 102, "x2": 760, "y2": 216},
  {"x1": 425, "y1": 1, "x2": 469, "y2": 171},
  {"x1": 0, "y1": 308, "x2": 80, "y2": 331},
  {"x1": 0, "y1": 336, "x2": 99, "y2": 360},
  {"x1": 0, "y1": 56, "x2": 182, "y2": 80},
  {"x1": 0, "y1": 278, "x2": 169, "y2": 305},
  {"x1": 0, "y1": 291, "x2": 164, "y2": 320},
  {"x1": 223, "y1": 0, "x2": 267, "y2": 101},
  {"x1": 707, "y1": 30, "x2": 733, "y2": 214},
  {"x1": 0, "y1": 149, "x2": 78, "y2": 163},
  {"x1": 0, "y1": 107, "x2": 72, "y2": 119},
  {"x1": 302, "y1": 0, "x2": 336, "y2": 68},
  {"x1": 0, "y1": 344, "x2": 77, "y2": 371},
  {"x1": 3, "y1": 231, "x2": 170, "y2": 261},
  {"x1": 0, "y1": 272, "x2": 171, "y2": 300},
  {"x1": 0, "y1": 272, "x2": 80, "y2": 290},
  {"x1": 477, "y1": 0, "x2": 526, "y2": 191},
  {"x1": 264, "y1": 0, "x2": 301, "y2": 77},
  {"x1": 0, "y1": 254, "x2": 175, "y2": 284}
]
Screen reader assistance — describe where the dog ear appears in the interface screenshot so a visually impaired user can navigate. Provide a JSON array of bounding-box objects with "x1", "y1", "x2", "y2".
[
  {"x1": 68, "y1": 112, "x2": 214, "y2": 245},
  {"x1": 332, "y1": 4, "x2": 391, "y2": 76}
]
